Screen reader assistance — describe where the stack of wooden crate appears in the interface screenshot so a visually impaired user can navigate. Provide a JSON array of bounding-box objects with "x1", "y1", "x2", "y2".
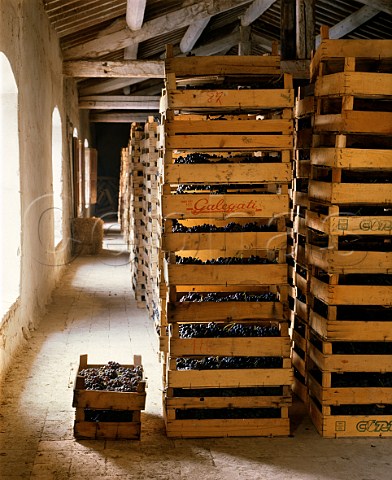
[
  {"x1": 141, "y1": 117, "x2": 162, "y2": 322},
  {"x1": 118, "y1": 146, "x2": 130, "y2": 238},
  {"x1": 289, "y1": 85, "x2": 315, "y2": 405},
  {"x1": 304, "y1": 34, "x2": 392, "y2": 437},
  {"x1": 159, "y1": 50, "x2": 294, "y2": 438},
  {"x1": 128, "y1": 122, "x2": 147, "y2": 307}
]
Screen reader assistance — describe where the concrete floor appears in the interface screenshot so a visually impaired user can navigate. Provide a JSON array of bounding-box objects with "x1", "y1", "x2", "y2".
[{"x1": 0, "y1": 228, "x2": 391, "y2": 480}]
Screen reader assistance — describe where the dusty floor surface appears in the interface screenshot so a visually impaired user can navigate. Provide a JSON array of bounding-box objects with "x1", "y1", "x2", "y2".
[{"x1": 0, "y1": 227, "x2": 391, "y2": 479}]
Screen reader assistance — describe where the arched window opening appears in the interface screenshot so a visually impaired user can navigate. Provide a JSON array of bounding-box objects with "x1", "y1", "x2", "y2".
[
  {"x1": 0, "y1": 52, "x2": 21, "y2": 320},
  {"x1": 52, "y1": 107, "x2": 63, "y2": 246}
]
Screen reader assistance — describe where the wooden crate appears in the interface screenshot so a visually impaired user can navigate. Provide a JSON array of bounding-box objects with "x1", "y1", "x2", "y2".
[
  {"x1": 315, "y1": 71, "x2": 392, "y2": 98},
  {"x1": 163, "y1": 261, "x2": 288, "y2": 287},
  {"x1": 165, "y1": 55, "x2": 281, "y2": 78},
  {"x1": 306, "y1": 244, "x2": 392, "y2": 274},
  {"x1": 308, "y1": 395, "x2": 392, "y2": 438},
  {"x1": 73, "y1": 354, "x2": 146, "y2": 440},
  {"x1": 306, "y1": 207, "x2": 392, "y2": 237},
  {"x1": 166, "y1": 358, "x2": 293, "y2": 390},
  {"x1": 309, "y1": 309, "x2": 392, "y2": 343},
  {"x1": 310, "y1": 39, "x2": 392, "y2": 82},
  {"x1": 308, "y1": 180, "x2": 392, "y2": 205},
  {"x1": 164, "y1": 404, "x2": 290, "y2": 438},
  {"x1": 161, "y1": 88, "x2": 294, "y2": 113},
  {"x1": 310, "y1": 147, "x2": 392, "y2": 170},
  {"x1": 164, "y1": 162, "x2": 292, "y2": 184},
  {"x1": 310, "y1": 275, "x2": 392, "y2": 306},
  {"x1": 307, "y1": 358, "x2": 392, "y2": 406},
  {"x1": 307, "y1": 335, "x2": 392, "y2": 374},
  {"x1": 161, "y1": 193, "x2": 289, "y2": 220},
  {"x1": 168, "y1": 322, "x2": 290, "y2": 358},
  {"x1": 167, "y1": 300, "x2": 285, "y2": 323},
  {"x1": 162, "y1": 230, "x2": 287, "y2": 254}
]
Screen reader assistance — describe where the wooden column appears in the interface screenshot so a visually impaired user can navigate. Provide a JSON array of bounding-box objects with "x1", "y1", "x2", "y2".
[
  {"x1": 296, "y1": 0, "x2": 315, "y2": 59},
  {"x1": 280, "y1": 0, "x2": 296, "y2": 60},
  {"x1": 239, "y1": 25, "x2": 251, "y2": 55}
]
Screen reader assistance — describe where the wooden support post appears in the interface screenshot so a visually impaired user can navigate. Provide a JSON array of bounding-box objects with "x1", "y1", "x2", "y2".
[
  {"x1": 239, "y1": 25, "x2": 252, "y2": 55},
  {"x1": 280, "y1": 0, "x2": 296, "y2": 60},
  {"x1": 296, "y1": 0, "x2": 315, "y2": 59}
]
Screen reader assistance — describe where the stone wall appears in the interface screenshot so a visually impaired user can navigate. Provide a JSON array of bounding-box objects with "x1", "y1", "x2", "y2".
[{"x1": 0, "y1": 0, "x2": 81, "y2": 379}]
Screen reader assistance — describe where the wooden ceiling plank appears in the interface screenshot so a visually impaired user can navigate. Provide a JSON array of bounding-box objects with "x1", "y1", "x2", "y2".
[
  {"x1": 63, "y1": 0, "x2": 251, "y2": 60},
  {"x1": 124, "y1": 44, "x2": 139, "y2": 60},
  {"x1": 55, "y1": 6, "x2": 125, "y2": 36},
  {"x1": 241, "y1": 0, "x2": 277, "y2": 27},
  {"x1": 355, "y1": 0, "x2": 392, "y2": 16},
  {"x1": 126, "y1": 0, "x2": 146, "y2": 30},
  {"x1": 48, "y1": 0, "x2": 123, "y2": 21},
  {"x1": 180, "y1": 17, "x2": 211, "y2": 53},
  {"x1": 63, "y1": 60, "x2": 164, "y2": 78},
  {"x1": 315, "y1": 5, "x2": 380, "y2": 46},
  {"x1": 79, "y1": 78, "x2": 148, "y2": 96}
]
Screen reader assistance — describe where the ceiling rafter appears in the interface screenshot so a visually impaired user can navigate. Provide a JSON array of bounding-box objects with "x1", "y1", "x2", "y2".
[
  {"x1": 79, "y1": 78, "x2": 149, "y2": 96},
  {"x1": 355, "y1": 0, "x2": 392, "y2": 16},
  {"x1": 316, "y1": 5, "x2": 380, "y2": 46},
  {"x1": 79, "y1": 95, "x2": 160, "y2": 110},
  {"x1": 180, "y1": 17, "x2": 211, "y2": 53},
  {"x1": 63, "y1": 60, "x2": 164, "y2": 78},
  {"x1": 63, "y1": 0, "x2": 251, "y2": 59},
  {"x1": 241, "y1": 0, "x2": 277, "y2": 26}
]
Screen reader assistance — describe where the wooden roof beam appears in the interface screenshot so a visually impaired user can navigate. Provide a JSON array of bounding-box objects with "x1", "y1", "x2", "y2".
[
  {"x1": 241, "y1": 0, "x2": 277, "y2": 27},
  {"x1": 126, "y1": 0, "x2": 146, "y2": 30},
  {"x1": 355, "y1": 0, "x2": 392, "y2": 16},
  {"x1": 63, "y1": 0, "x2": 251, "y2": 59},
  {"x1": 63, "y1": 60, "x2": 164, "y2": 78},
  {"x1": 180, "y1": 17, "x2": 211, "y2": 53},
  {"x1": 79, "y1": 95, "x2": 160, "y2": 110},
  {"x1": 315, "y1": 5, "x2": 380, "y2": 47}
]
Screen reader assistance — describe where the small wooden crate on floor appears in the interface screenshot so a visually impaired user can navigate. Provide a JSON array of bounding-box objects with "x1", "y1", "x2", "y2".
[{"x1": 73, "y1": 354, "x2": 146, "y2": 440}]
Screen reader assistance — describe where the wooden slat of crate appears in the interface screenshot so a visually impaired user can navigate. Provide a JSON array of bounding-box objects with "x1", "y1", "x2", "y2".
[
  {"x1": 308, "y1": 396, "x2": 392, "y2": 438},
  {"x1": 315, "y1": 71, "x2": 392, "y2": 98},
  {"x1": 292, "y1": 348, "x2": 306, "y2": 378},
  {"x1": 165, "y1": 134, "x2": 293, "y2": 150},
  {"x1": 307, "y1": 342, "x2": 392, "y2": 373},
  {"x1": 166, "y1": 55, "x2": 281, "y2": 77},
  {"x1": 167, "y1": 365, "x2": 293, "y2": 389},
  {"x1": 167, "y1": 301, "x2": 284, "y2": 323},
  {"x1": 164, "y1": 163, "x2": 292, "y2": 184},
  {"x1": 295, "y1": 128, "x2": 313, "y2": 149},
  {"x1": 307, "y1": 370, "x2": 392, "y2": 406},
  {"x1": 165, "y1": 118, "x2": 293, "y2": 135},
  {"x1": 314, "y1": 111, "x2": 392, "y2": 135},
  {"x1": 166, "y1": 394, "x2": 291, "y2": 409},
  {"x1": 296, "y1": 96, "x2": 316, "y2": 118},
  {"x1": 310, "y1": 147, "x2": 392, "y2": 169},
  {"x1": 310, "y1": 39, "x2": 392, "y2": 82},
  {"x1": 306, "y1": 245, "x2": 392, "y2": 274},
  {"x1": 292, "y1": 191, "x2": 309, "y2": 209},
  {"x1": 74, "y1": 418, "x2": 141, "y2": 440},
  {"x1": 306, "y1": 210, "x2": 392, "y2": 236},
  {"x1": 292, "y1": 376, "x2": 308, "y2": 406},
  {"x1": 311, "y1": 277, "x2": 392, "y2": 306},
  {"x1": 162, "y1": 194, "x2": 289, "y2": 219},
  {"x1": 169, "y1": 336, "x2": 291, "y2": 358},
  {"x1": 295, "y1": 160, "x2": 311, "y2": 179},
  {"x1": 162, "y1": 89, "x2": 294, "y2": 111},
  {"x1": 165, "y1": 417, "x2": 289, "y2": 438},
  {"x1": 162, "y1": 231, "x2": 287, "y2": 253},
  {"x1": 308, "y1": 180, "x2": 392, "y2": 205},
  {"x1": 309, "y1": 310, "x2": 392, "y2": 342},
  {"x1": 164, "y1": 263, "x2": 288, "y2": 286}
]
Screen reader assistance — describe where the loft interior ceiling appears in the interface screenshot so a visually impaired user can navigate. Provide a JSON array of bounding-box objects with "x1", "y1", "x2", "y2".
[{"x1": 43, "y1": 0, "x2": 392, "y2": 121}]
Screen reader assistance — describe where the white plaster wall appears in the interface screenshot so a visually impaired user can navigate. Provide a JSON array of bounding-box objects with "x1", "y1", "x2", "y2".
[{"x1": 0, "y1": 0, "x2": 80, "y2": 379}]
